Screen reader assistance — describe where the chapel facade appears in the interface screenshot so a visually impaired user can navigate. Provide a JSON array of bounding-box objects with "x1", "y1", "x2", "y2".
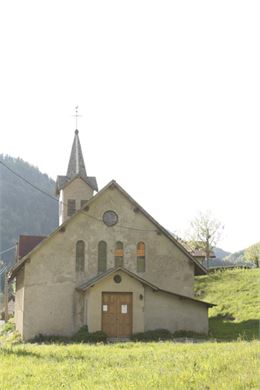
[{"x1": 10, "y1": 130, "x2": 213, "y2": 340}]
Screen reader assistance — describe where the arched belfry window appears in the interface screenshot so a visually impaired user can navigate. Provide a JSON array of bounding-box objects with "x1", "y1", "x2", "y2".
[
  {"x1": 98, "y1": 241, "x2": 107, "y2": 273},
  {"x1": 76, "y1": 240, "x2": 85, "y2": 272},
  {"x1": 137, "y1": 242, "x2": 145, "y2": 272},
  {"x1": 115, "y1": 241, "x2": 124, "y2": 267}
]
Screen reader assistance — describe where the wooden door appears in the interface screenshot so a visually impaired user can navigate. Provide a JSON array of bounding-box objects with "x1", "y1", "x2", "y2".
[{"x1": 102, "y1": 292, "x2": 133, "y2": 337}]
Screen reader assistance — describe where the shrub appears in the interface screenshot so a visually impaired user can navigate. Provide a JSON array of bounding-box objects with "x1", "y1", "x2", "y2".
[
  {"x1": 3, "y1": 331, "x2": 22, "y2": 345},
  {"x1": 30, "y1": 326, "x2": 107, "y2": 344},
  {"x1": 130, "y1": 329, "x2": 172, "y2": 342},
  {"x1": 30, "y1": 334, "x2": 70, "y2": 344},
  {"x1": 172, "y1": 330, "x2": 208, "y2": 339},
  {"x1": 0, "y1": 318, "x2": 15, "y2": 335},
  {"x1": 73, "y1": 326, "x2": 107, "y2": 343}
]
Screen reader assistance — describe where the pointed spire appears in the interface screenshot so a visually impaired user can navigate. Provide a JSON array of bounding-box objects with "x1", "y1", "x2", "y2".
[{"x1": 66, "y1": 130, "x2": 87, "y2": 179}]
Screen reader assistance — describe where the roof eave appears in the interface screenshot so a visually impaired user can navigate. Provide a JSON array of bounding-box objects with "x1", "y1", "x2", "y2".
[{"x1": 76, "y1": 266, "x2": 215, "y2": 307}]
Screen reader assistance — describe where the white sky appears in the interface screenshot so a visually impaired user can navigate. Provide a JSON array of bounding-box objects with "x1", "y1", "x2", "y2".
[{"x1": 0, "y1": 1, "x2": 259, "y2": 253}]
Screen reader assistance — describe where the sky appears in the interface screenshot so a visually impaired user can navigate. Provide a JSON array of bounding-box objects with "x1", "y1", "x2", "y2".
[{"x1": 0, "y1": 1, "x2": 259, "y2": 253}]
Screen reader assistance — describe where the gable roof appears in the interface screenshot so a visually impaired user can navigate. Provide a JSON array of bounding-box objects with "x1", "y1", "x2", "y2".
[
  {"x1": 17, "y1": 235, "x2": 46, "y2": 260},
  {"x1": 9, "y1": 179, "x2": 207, "y2": 280},
  {"x1": 180, "y1": 241, "x2": 216, "y2": 259},
  {"x1": 99, "y1": 181, "x2": 207, "y2": 275},
  {"x1": 55, "y1": 174, "x2": 98, "y2": 195},
  {"x1": 76, "y1": 266, "x2": 215, "y2": 307}
]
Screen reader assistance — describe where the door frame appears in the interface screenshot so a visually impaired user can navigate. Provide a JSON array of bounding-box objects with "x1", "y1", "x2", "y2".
[{"x1": 101, "y1": 292, "x2": 133, "y2": 337}]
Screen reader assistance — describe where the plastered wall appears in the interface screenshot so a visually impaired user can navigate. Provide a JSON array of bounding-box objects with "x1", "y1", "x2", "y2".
[{"x1": 17, "y1": 184, "x2": 199, "y2": 340}]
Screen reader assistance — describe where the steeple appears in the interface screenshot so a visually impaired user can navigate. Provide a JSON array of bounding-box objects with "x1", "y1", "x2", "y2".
[
  {"x1": 56, "y1": 128, "x2": 98, "y2": 225},
  {"x1": 66, "y1": 130, "x2": 87, "y2": 179}
]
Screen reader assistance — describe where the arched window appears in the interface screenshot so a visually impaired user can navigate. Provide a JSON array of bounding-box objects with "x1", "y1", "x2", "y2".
[
  {"x1": 76, "y1": 240, "x2": 85, "y2": 272},
  {"x1": 115, "y1": 241, "x2": 124, "y2": 267},
  {"x1": 98, "y1": 241, "x2": 107, "y2": 273},
  {"x1": 137, "y1": 242, "x2": 145, "y2": 272}
]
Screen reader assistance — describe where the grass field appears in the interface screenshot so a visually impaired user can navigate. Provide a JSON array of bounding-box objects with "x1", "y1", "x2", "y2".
[
  {"x1": 0, "y1": 341, "x2": 259, "y2": 389},
  {"x1": 195, "y1": 268, "x2": 260, "y2": 340}
]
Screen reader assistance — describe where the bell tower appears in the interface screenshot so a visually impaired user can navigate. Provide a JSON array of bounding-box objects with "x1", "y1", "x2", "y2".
[{"x1": 55, "y1": 130, "x2": 98, "y2": 225}]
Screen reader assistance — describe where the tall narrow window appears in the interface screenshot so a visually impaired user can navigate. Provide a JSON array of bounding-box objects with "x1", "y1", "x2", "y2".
[
  {"x1": 115, "y1": 241, "x2": 124, "y2": 267},
  {"x1": 98, "y1": 241, "x2": 107, "y2": 273},
  {"x1": 68, "y1": 199, "x2": 76, "y2": 216},
  {"x1": 76, "y1": 240, "x2": 85, "y2": 272},
  {"x1": 137, "y1": 242, "x2": 145, "y2": 272}
]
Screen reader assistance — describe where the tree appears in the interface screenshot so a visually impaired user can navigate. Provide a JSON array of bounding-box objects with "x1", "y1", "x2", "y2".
[
  {"x1": 244, "y1": 243, "x2": 260, "y2": 268},
  {"x1": 186, "y1": 211, "x2": 223, "y2": 269}
]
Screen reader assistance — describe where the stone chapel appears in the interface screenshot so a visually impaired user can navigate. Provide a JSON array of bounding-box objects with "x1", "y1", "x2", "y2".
[{"x1": 10, "y1": 130, "x2": 213, "y2": 340}]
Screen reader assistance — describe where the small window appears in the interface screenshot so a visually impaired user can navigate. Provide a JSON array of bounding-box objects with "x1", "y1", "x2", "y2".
[
  {"x1": 98, "y1": 241, "x2": 107, "y2": 273},
  {"x1": 137, "y1": 242, "x2": 145, "y2": 272},
  {"x1": 76, "y1": 240, "x2": 85, "y2": 272},
  {"x1": 68, "y1": 199, "x2": 76, "y2": 216},
  {"x1": 81, "y1": 200, "x2": 88, "y2": 208},
  {"x1": 115, "y1": 241, "x2": 124, "y2": 267}
]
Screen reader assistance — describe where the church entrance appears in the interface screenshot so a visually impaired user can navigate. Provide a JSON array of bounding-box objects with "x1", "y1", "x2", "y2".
[{"x1": 102, "y1": 292, "x2": 133, "y2": 337}]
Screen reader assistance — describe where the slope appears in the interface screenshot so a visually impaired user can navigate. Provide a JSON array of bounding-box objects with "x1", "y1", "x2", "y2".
[{"x1": 195, "y1": 268, "x2": 260, "y2": 340}]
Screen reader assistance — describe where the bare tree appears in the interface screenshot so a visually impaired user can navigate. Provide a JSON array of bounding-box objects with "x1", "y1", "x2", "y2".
[{"x1": 186, "y1": 211, "x2": 223, "y2": 269}]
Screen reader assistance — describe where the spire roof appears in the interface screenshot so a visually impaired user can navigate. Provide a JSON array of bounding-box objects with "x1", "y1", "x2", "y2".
[
  {"x1": 55, "y1": 130, "x2": 98, "y2": 195},
  {"x1": 66, "y1": 130, "x2": 87, "y2": 179}
]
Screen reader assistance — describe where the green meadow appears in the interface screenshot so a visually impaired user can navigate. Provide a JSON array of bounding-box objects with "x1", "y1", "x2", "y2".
[
  {"x1": 0, "y1": 341, "x2": 259, "y2": 389},
  {"x1": 0, "y1": 269, "x2": 259, "y2": 389},
  {"x1": 195, "y1": 268, "x2": 260, "y2": 340}
]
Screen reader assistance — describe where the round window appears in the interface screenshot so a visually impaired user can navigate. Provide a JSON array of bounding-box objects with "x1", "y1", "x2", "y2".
[
  {"x1": 113, "y1": 274, "x2": 122, "y2": 284},
  {"x1": 103, "y1": 210, "x2": 118, "y2": 226}
]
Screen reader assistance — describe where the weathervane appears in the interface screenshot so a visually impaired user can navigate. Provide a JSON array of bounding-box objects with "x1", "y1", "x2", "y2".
[{"x1": 73, "y1": 106, "x2": 82, "y2": 130}]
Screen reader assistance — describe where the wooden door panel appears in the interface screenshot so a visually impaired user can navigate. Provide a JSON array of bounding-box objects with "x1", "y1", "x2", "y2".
[
  {"x1": 102, "y1": 293, "x2": 132, "y2": 337},
  {"x1": 117, "y1": 294, "x2": 132, "y2": 337}
]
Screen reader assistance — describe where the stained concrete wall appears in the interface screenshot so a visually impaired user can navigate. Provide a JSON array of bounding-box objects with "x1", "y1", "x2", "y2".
[
  {"x1": 144, "y1": 287, "x2": 209, "y2": 334},
  {"x1": 22, "y1": 232, "x2": 78, "y2": 340},
  {"x1": 70, "y1": 185, "x2": 195, "y2": 297},
  {"x1": 85, "y1": 270, "x2": 144, "y2": 333},
  {"x1": 16, "y1": 183, "x2": 199, "y2": 340}
]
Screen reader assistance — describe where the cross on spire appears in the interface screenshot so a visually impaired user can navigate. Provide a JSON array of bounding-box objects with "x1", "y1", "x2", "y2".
[{"x1": 73, "y1": 106, "x2": 82, "y2": 130}]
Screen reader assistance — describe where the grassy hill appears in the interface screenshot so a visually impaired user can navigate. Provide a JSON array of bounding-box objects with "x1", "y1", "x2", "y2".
[{"x1": 195, "y1": 268, "x2": 260, "y2": 340}]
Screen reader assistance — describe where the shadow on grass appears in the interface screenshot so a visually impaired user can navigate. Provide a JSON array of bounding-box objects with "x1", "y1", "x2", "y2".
[
  {"x1": 209, "y1": 318, "x2": 260, "y2": 341},
  {"x1": 0, "y1": 347, "x2": 43, "y2": 359},
  {"x1": 0, "y1": 346, "x2": 91, "y2": 362}
]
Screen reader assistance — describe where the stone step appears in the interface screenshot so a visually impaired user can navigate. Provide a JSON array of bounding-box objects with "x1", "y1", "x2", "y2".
[{"x1": 107, "y1": 337, "x2": 130, "y2": 343}]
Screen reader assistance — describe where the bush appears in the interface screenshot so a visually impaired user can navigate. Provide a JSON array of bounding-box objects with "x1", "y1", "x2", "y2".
[
  {"x1": 73, "y1": 326, "x2": 107, "y2": 343},
  {"x1": 30, "y1": 326, "x2": 108, "y2": 344},
  {"x1": 30, "y1": 334, "x2": 70, "y2": 344},
  {"x1": 130, "y1": 329, "x2": 208, "y2": 342},
  {"x1": 172, "y1": 330, "x2": 208, "y2": 339},
  {"x1": 130, "y1": 329, "x2": 172, "y2": 342},
  {"x1": 3, "y1": 331, "x2": 22, "y2": 345},
  {"x1": 0, "y1": 318, "x2": 15, "y2": 335}
]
